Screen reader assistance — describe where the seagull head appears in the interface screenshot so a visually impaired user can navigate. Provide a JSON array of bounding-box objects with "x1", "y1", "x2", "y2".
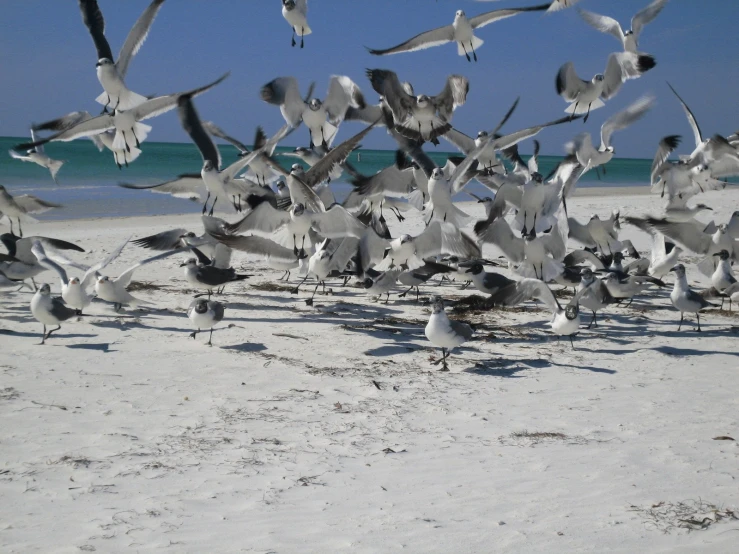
[
  {"x1": 431, "y1": 295, "x2": 445, "y2": 313},
  {"x1": 362, "y1": 277, "x2": 375, "y2": 289},
  {"x1": 564, "y1": 304, "x2": 579, "y2": 320},
  {"x1": 593, "y1": 74, "x2": 605, "y2": 83},
  {"x1": 531, "y1": 172, "x2": 543, "y2": 184},
  {"x1": 97, "y1": 275, "x2": 110, "y2": 285},
  {"x1": 477, "y1": 196, "x2": 493, "y2": 204},
  {"x1": 69, "y1": 277, "x2": 80, "y2": 286},
  {"x1": 589, "y1": 214, "x2": 601, "y2": 221},
  {"x1": 39, "y1": 283, "x2": 51, "y2": 295},
  {"x1": 624, "y1": 29, "x2": 634, "y2": 36},
  {"x1": 612, "y1": 252, "x2": 624, "y2": 263},
  {"x1": 95, "y1": 58, "x2": 113, "y2": 68},
  {"x1": 180, "y1": 258, "x2": 198, "y2": 268},
  {"x1": 194, "y1": 299, "x2": 209, "y2": 313},
  {"x1": 580, "y1": 268, "x2": 594, "y2": 284},
  {"x1": 276, "y1": 181, "x2": 286, "y2": 191},
  {"x1": 293, "y1": 146, "x2": 309, "y2": 156},
  {"x1": 292, "y1": 203, "x2": 306, "y2": 216},
  {"x1": 203, "y1": 160, "x2": 216, "y2": 172},
  {"x1": 430, "y1": 167, "x2": 444, "y2": 180},
  {"x1": 290, "y1": 163, "x2": 305, "y2": 175},
  {"x1": 669, "y1": 264, "x2": 686, "y2": 276},
  {"x1": 455, "y1": 10, "x2": 466, "y2": 19},
  {"x1": 713, "y1": 249, "x2": 731, "y2": 260},
  {"x1": 476, "y1": 131, "x2": 489, "y2": 139},
  {"x1": 308, "y1": 98, "x2": 323, "y2": 111},
  {"x1": 464, "y1": 263, "x2": 483, "y2": 276},
  {"x1": 416, "y1": 94, "x2": 430, "y2": 107},
  {"x1": 399, "y1": 234, "x2": 413, "y2": 245}
]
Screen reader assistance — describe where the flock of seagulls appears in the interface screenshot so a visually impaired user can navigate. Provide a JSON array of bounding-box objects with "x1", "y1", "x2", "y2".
[{"x1": 3, "y1": 0, "x2": 739, "y2": 370}]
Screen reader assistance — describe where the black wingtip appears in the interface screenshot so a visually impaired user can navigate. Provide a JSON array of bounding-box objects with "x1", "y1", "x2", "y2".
[
  {"x1": 664, "y1": 135, "x2": 682, "y2": 149},
  {"x1": 637, "y1": 55, "x2": 657, "y2": 73}
]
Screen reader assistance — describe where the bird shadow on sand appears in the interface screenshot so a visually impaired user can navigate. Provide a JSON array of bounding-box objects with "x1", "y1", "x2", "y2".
[
  {"x1": 0, "y1": 329, "x2": 98, "y2": 340},
  {"x1": 66, "y1": 343, "x2": 114, "y2": 352},
  {"x1": 364, "y1": 343, "x2": 422, "y2": 357},
  {"x1": 463, "y1": 358, "x2": 533, "y2": 378},
  {"x1": 651, "y1": 345, "x2": 739, "y2": 358},
  {"x1": 220, "y1": 342, "x2": 267, "y2": 353}
]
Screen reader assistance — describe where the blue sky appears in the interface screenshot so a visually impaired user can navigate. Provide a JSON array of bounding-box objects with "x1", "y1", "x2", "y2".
[{"x1": 1, "y1": 0, "x2": 737, "y2": 158}]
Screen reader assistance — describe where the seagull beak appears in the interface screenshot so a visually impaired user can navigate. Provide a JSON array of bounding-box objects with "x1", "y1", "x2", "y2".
[
  {"x1": 95, "y1": 62, "x2": 101, "y2": 67},
  {"x1": 712, "y1": 253, "x2": 721, "y2": 257},
  {"x1": 705, "y1": 206, "x2": 713, "y2": 211},
  {"x1": 179, "y1": 263, "x2": 187, "y2": 267},
  {"x1": 669, "y1": 267, "x2": 676, "y2": 272},
  {"x1": 464, "y1": 267, "x2": 474, "y2": 274}
]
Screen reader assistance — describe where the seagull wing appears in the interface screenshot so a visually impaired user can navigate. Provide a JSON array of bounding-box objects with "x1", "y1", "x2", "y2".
[
  {"x1": 631, "y1": 0, "x2": 669, "y2": 39},
  {"x1": 601, "y1": 95, "x2": 654, "y2": 149},
  {"x1": 493, "y1": 278, "x2": 560, "y2": 313},
  {"x1": 211, "y1": 233, "x2": 297, "y2": 263},
  {"x1": 33, "y1": 111, "x2": 93, "y2": 133},
  {"x1": 442, "y1": 128, "x2": 475, "y2": 154},
  {"x1": 556, "y1": 62, "x2": 588, "y2": 102},
  {"x1": 600, "y1": 53, "x2": 629, "y2": 100},
  {"x1": 14, "y1": 237, "x2": 84, "y2": 266},
  {"x1": 202, "y1": 121, "x2": 250, "y2": 154},
  {"x1": 78, "y1": 0, "x2": 113, "y2": 61},
  {"x1": 224, "y1": 201, "x2": 291, "y2": 235},
  {"x1": 563, "y1": 249, "x2": 606, "y2": 270},
  {"x1": 119, "y1": 174, "x2": 205, "y2": 201},
  {"x1": 625, "y1": 217, "x2": 713, "y2": 255},
  {"x1": 490, "y1": 115, "x2": 578, "y2": 151},
  {"x1": 367, "y1": 24, "x2": 455, "y2": 56},
  {"x1": 666, "y1": 82, "x2": 702, "y2": 147},
  {"x1": 651, "y1": 135, "x2": 681, "y2": 182},
  {"x1": 115, "y1": 248, "x2": 186, "y2": 288},
  {"x1": 132, "y1": 228, "x2": 189, "y2": 250},
  {"x1": 479, "y1": 218, "x2": 525, "y2": 262},
  {"x1": 324, "y1": 75, "x2": 365, "y2": 125},
  {"x1": 221, "y1": 124, "x2": 294, "y2": 182},
  {"x1": 176, "y1": 97, "x2": 220, "y2": 170},
  {"x1": 13, "y1": 195, "x2": 62, "y2": 214},
  {"x1": 310, "y1": 205, "x2": 366, "y2": 239},
  {"x1": 577, "y1": 9, "x2": 625, "y2": 43},
  {"x1": 366, "y1": 69, "x2": 415, "y2": 125},
  {"x1": 116, "y1": 0, "x2": 165, "y2": 78},
  {"x1": 303, "y1": 122, "x2": 378, "y2": 188},
  {"x1": 489, "y1": 96, "x2": 521, "y2": 136},
  {"x1": 433, "y1": 75, "x2": 469, "y2": 121},
  {"x1": 573, "y1": 132, "x2": 597, "y2": 166},
  {"x1": 528, "y1": 140, "x2": 541, "y2": 174},
  {"x1": 344, "y1": 102, "x2": 387, "y2": 126},
  {"x1": 31, "y1": 241, "x2": 69, "y2": 286},
  {"x1": 15, "y1": 114, "x2": 114, "y2": 149},
  {"x1": 260, "y1": 77, "x2": 305, "y2": 127},
  {"x1": 81, "y1": 234, "x2": 131, "y2": 288},
  {"x1": 470, "y1": 4, "x2": 550, "y2": 28}
]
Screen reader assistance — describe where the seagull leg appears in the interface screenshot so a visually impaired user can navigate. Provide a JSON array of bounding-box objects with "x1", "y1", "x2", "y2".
[
  {"x1": 8, "y1": 219, "x2": 13, "y2": 236},
  {"x1": 299, "y1": 235, "x2": 307, "y2": 259},
  {"x1": 291, "y1": 27, "x2": 296, "y2": 47},
  {"x1": 121, "y1": 130, "x2": 131, "y2": 153},
  {"x1": 415, "y1": 287, "x2": 420, "y2": 302},
  {"x1": 208, "y1": 197, "x2": 217, "y2": 217},
  {"x1": 40, "y1": 324, "x2": 47, "y2": 345},
  {"x1": 677, "y1": 312, "x2": 683, "y2": 331},
  {"x1": 398, "y1": 285, "x2": 414, "y2": 298},
  {"x1": 441, "y1": 348, "x2": 450, "y2": 371},
  {"x1": 207, "y1": 328, "x2": 213, "y2": 346},
  {"x1": 132, "y1": 127, "x2": 141, "y2": 148},
  {"x1": 101, "y1": 95, "x2": 111, "y2": 114},
  {"x1": 202, "y1": 192, "x2": 211, "y2": 215},
  {"x1": 570, "y1": 102, "x2": 579, "y2": 121},
  {"x1": 45, "y1": 325, "x2": 61, "y2": 341},
  {"x1": 305, "y1": 283, "x2": 319, "y2": 306},
  {"x1": 322, "y1": 281, "x2": 326, "y2": 293},
  {"x1": 300, "y1": 27, "x2": 305, "y2": 48},
  {"x1": 469, "y1": 41, "x2": 478, "y2": 62},
  {"x1": 569, "y1": 334, "x2": 575, "y2": 349},
  {"x1": 696, "y1": 313, "x2": 701, "y2": 332},
  {"x1": 190, "y1": 329, "x2": 199, "y2": 339},
  {"x1": 18, "y1": 218, "x2": 23, "y2": 238},
  {"x1": 583, "y1": 103, "x2": 592, "y2": 123},
  {"x1": 293, "y1": 234, "x2": 299, "y2": 257},
  {"x1": 461, "y1": 42, "x2": 471, "y2": 62},
  {"x1": 291, "y1": 274, "x2": 309, "y2": 295},
  {"x1": 589, "y1": 310, "x2": 597, "y2": 329},
  {"x1": 384, "y1": 292, "x2": 389, "y2": 304},
  {"x1": 321, "y1": 126, "x2": 329, "y2": 150}
]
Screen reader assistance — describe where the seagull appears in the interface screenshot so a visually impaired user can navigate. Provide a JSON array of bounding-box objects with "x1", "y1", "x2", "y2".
[
  {"x1": 572, "y1": 95, "x2": 654, "y2": 174},
  {"x1": 260, "y1": 76, "x2": 364, "y2": 149},
  {"x1": 604, "y1": 272, "x2": 661, "y2": 305},
  {"x1": 204, "y1": 123, "x2": 282, "y2": 185},
  {"x1": 291, "y1": 237, "x2": 357, "y2": 305},
  {"x1": 366, "y1": 70, "x2": 468, "y2": 145},
  {"x1": 94, "y1": 249, "x2": 183, "y2": 311},
  {"x1": 281, "y1": 0, "x2": 311, "y2": 48},
  {"x1": 0, "y1": 233, "x2": 85, "y2": 283},
  {"x1": 363, "y1": 268, "x2": 402, "y2": 303},
  {"x1": 578, "y1": 0, "x2": 669, "y2": 53},
  {"x1": 181, "y1": 247, "x2": 250, "y2": 298},
  {"x1": 555, "y1": 52, "x2": 656, "y2": 122},
  {"x1": 210, "y1": 233, "x2": 300, "y2": 281},
  {"x1": 8, "y1": 130, "x2": 65, "y2": 184},
  {"x1": 367, "y1": 4, "x2": 550, "y2": 62},
  {"x1": 464, "y1": 263, "x2": 517, "y2": 297},
  {"x1": 0, "y1": 268, "x2": 32, "y2": 292},
  {"x1": 188, "y1": 298, "x2": 225, "y2": 346},
  {"x1": 0, "y1": 185, "x2": 62, "y2": 237},
  {"x1": 490, "y1": 278, "x2": 585, "y2": 347},
  {"x1": 282, "y1": 146, "x2": 344, "y2": 183},
  {"x1": 32, "y1": 111, "x2": 139, "y2": 168},
  {"x1": 31, "y1": 236, "x2": 129, "y2": 314},
  {"x1": 669, "y1": 264, "x2": 717, "y2": 332},
  {"x1": 711, "y1": 250, "x2": 737, "y2": 309},
  {"x1": 397, "y1": 261, "x2": 454, "y2": 302},
  {"x1": 30, "y1": 284, "x2": 80, "y2": 345},
  {"x1": 578, "y1": 268, "x2": 615, "y2": 328},
  {"x1": 425, "y1": 296, "x2": 473, "y2": 371},
  {"x1": 547, "y1": 0, "x2": 582, "y2": 11},
  {"x1": 79, "y1": 0, "x2": 166, "y2": 112},
  {"x1": 15, "y1": 73, "x2": 230, "y2": 162}
]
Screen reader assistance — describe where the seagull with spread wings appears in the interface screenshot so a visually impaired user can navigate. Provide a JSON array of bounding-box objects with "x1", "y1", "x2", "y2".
[
  {"x1": 78, "y1": 0, "x2": 166, "y2": 112},
  {"x1": 578, "y1": 0, "x2": 669, "y2": 53}
]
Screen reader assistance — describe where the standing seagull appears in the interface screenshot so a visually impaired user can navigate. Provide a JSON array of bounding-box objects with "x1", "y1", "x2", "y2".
[
  {"x1": 425, "y1": 296, "x2": 474, "y2": 371},
  {"x1": 556, "y1": 52, "x2": 656, "y2": 122},
  {"x1": 188, "y1": 298, "x2": 225, "y2": 346},
  {"x1": 8, "y1": 130, "x2": 65, "y2": 184},
  {"x1": 368, "y1": 4, "x2": 550, "y2": 62},
  {"x1": 669, "y1": 264, "x2": 717, "y2": 332},
  {"x1": 79, "y1": 0, "x2": 166, "y2": 112},
  {"x1": 281, "y1": 0, "x2": 311, "y2": 48},
  {"x1": 0, "y1": 185, "x2": 62, "y2": 237},
  {"x1": 30, "y1": 284, "x2": 80, "y2": 345},
  {"x1": 180, "y1": 247, "x2": 250, "y2": 298},
  {"x1": 578, "y1": 0, "x2": 669, "y2": 53}
]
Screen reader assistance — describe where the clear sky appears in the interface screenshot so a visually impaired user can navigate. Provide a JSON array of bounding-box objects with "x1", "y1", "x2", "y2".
[{"x1": 1, "y1": 0, "x2": 737, "y2": 158}]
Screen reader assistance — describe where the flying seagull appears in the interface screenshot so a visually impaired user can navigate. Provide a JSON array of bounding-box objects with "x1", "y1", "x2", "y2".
[
  {"x1": 578, "y1": 0, "x2": 669, "y2": 53},
  {"x1": 281, "y1": 0, "x2": 311, "y2": 48},
  {"x1": 0, "y1": 185, "x2": 62, "y2": 237},
  {"x1": 368, "y1": 4, "x2": 550, "y2": 62},
  {"x1": 556, "y1": 52, "x2": 656, "y2": 122},
  {"x1": 78, "y1": 0, "x2": 166, "y2": 112},
  {"x1": 8, "y1": 130, "x2": 65, "y2": 184}
]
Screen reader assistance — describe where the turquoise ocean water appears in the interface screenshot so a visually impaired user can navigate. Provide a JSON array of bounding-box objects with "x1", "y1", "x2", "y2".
[{"x1": 0, "y1": 136, "x2": 652, "y2": 221}]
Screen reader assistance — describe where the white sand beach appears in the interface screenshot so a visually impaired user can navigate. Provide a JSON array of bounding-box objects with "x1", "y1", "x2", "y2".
[{"x1": 1, "y1": 189, "x2": 738, "y2": 552}]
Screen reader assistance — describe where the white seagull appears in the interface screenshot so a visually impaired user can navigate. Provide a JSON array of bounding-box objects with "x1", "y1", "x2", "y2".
[
  {"x1": 0, "y1": 185, "x2": 62, "y2": 237},
  {"x1": 556, "y1": 52, "x2": 656, "y2": 122},
  {"x1": 188, "y1": 298, "x2": 225, "y2": 346},
  {"x1": 8, "y1": 130, "x2": 65, "y2": 184},
  {"x1": 30, "y1": 284, "x2": 80, "y2": 345},
  {"x1": 669, "y1": 264, "x2": 717, "y2": 332},
  {"x1": 425, "y1": 296, "x2": 474, "y2": 371},
  {"x1": 79, "y1": 0, "x2": 166, "y2": 112},
  {"x1": 281, "y1": 0, "x2": 311, "y2": 48},
  {"x1": 578, "y1": 0, "x2": 669, "y2": 53},
  {"x1": 368, "y1": 4, "x2": 550, "y2": 62}
]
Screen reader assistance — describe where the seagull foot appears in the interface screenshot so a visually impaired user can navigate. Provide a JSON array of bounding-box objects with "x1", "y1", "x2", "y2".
[
  {"x1": 305, "y1": 298, "x2": 314, "y2": 306},
  {"x1": 189, "y1": 332, "x2": 197, "y2": 339}
]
